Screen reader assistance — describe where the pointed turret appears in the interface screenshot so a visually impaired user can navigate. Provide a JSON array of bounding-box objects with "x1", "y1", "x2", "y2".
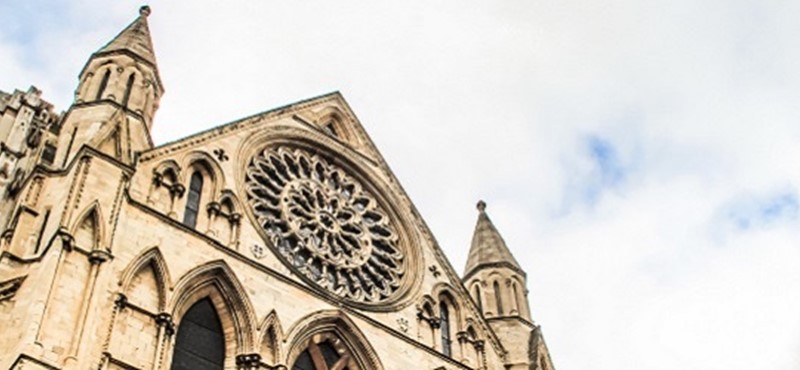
[
  {"x1": 464, "y1": 200, "x2": 523, "y2": 278},
  {"x1": 56, "y1": 6, "x2": 164, "y2": 166},
  {"x1": 462, "y1": 200, "x2": 537, "y2": 369}
]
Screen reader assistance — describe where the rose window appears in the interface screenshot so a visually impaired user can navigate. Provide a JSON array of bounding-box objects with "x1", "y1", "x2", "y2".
[{"x1": 244, "y1": 146, "x2": 405, "y2": 303}]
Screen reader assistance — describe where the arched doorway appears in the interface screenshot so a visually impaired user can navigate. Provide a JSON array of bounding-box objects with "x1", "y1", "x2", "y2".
[{"x1": 171, "y1": 298, "x2": 225, "y2": 370}]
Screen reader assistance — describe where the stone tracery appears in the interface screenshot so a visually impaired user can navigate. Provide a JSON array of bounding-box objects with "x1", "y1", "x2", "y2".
[{"x1": 245, "y1": 146, "x2": 405, "y2": 304}]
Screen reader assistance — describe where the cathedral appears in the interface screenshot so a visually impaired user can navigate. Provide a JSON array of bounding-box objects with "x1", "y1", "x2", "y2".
[{"x1": 0, "y1": 7, "x2": 556, "y2": 370}]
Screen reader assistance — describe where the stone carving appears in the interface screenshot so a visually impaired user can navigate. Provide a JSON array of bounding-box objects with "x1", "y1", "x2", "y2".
[
  {"x1": 245, "y1": 146, "x2": 404, "y2": 303},
  {"x1": 213, "y1": 148, "x2": 229, "y2": 162},
  {"x1": 251, "y1": 244, "x2": 266, "y2": 259},
  {"x1": 397, "y1": 318, "x2": 409, "y2": 333}
]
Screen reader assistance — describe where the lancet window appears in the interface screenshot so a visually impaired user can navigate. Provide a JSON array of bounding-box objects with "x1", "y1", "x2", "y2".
[
  {"x1": 440, "y1": 301, "x2": 452, "y2": 357},
  {"x1": 183, "y1": 171, "x2": 203, "y2": 228},
  {"x1": 512, "y1": 281, "x2": 521, "y2": 314},
  {"x1": 96, "y1": 69, "x2": 111, "y2": 100},
  {"x1": 494, "y1": 281, "x2": 503, "y2": 315},
  {"x1": 473, "y1": 284, "x2": 482, "y2": 312},
  {"x1": 122, "y1": 73, "x2": 135, "y2": 107}
]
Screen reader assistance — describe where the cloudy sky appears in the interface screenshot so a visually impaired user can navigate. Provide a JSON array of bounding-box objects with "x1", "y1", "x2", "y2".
[{"x1": 3, "y1": 1, "x2": 800, "y2": 369}]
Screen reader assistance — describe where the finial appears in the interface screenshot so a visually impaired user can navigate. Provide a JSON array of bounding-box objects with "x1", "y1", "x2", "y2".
[
  {"x1": 139, "y1": 5, "x2": 151, "y2": 17},
  {"x1": 477, "y1": 200, "x2": 487, "y2": 212}
]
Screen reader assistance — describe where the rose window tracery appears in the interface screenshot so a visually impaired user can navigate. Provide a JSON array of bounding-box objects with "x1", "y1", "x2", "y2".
[{"x1": 245, "y1": 146, "x2": 405, "y2": 303}]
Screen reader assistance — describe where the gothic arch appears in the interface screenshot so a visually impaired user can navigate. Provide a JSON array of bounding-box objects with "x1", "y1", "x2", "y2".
[
  {"x1": 93, "y1": 63, "x2": 117, "y2": 101},
  {"x1": 257, "y1": 310, "x2": 285, "y2": 365},
  {"x1": 284, "y1": 310, "x2": 384, "y2": 370},
  {"x1": 469, "y1": 280, "x2": 484, "y2": 313},
  {"x1": 419, "y1": 294, "x2": 436, "y2": 314},
  {"x1": 415, "y1": 294, "x2": 436, "y2": 348},
  {"x1": 148, "y1": 159, "x2": 182, "y2": 214},
  {"x1": 119, "y1": 62, "x2": 154, "y2": 114},
  {"x1": 462, "y1": 320, "x2": 483, "y2": 367},
  {"x1": 177, "y1": 153, "x2": 224, "y2": 230},
  {"x1": 154, "y1": 159, "x2": 181, "y2": 182},
  {"x1": 509, "y1": 276, "x2": 524, "y2": 315},
  {"x1": 432, "y1": 282, "x2": 465, "y2": 330},
  {"x1": 485, "y1": 271, "x2": 506, "y2": 316},
  {"x1": 313, "y1": 106, "x2": 359, "y2": 146},
  {"x1": 70, "y1": 202, "x2": 105, "y2": 250},
  {"x1": 218, "y1": 189, "x2": 241, "y2": 214},
  {"x1": 118, "y1": 246, "x2": 172, "y2": 312},
  {"x1": 170, "y1": 260, "x2": 258, "y2": 355},
  {"x1": 180, "y1": 151, "x2": 224, "y2": 197},
  {"x1": 464, "y1": 320, "x2": 480, "y2": 340}
]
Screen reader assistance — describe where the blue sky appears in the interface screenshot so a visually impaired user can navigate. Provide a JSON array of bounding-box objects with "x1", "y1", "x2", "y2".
[{"x1": 3, "y1": 1, "x2": 800, "y2": 369}]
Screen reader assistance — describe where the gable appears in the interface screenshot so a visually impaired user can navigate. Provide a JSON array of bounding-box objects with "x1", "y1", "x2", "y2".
[{"x1": 131, "y1": 92, "x2": 506, "y2": 355}]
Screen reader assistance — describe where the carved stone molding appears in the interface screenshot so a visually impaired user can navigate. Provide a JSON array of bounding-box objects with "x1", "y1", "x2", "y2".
[
  {"x1": 88, "y1": 249, "x2": 112, "y2": 264},
  {"x1": 155, "y1": 312, "x2": 175, "y2": 336},
  {"x1": 170, "y1": 183, "x2": 186, "y2": 198},
  {"x1": 114, "y1": 293, "x2": 128, "y2": 309},
  {"x1": 57, "y1": 228, "x2": 75, "y2": 251},
  {"x1": 207, "y1": 201, "x2": 221, "y2": 216},
  {"x1": 235, "y1": 353, "x2": 261, "y2": 370}
]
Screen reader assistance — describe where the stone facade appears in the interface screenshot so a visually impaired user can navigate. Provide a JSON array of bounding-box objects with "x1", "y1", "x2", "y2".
[{"x1": 0, "y1": 7, "x2": 556, "y2": 370}]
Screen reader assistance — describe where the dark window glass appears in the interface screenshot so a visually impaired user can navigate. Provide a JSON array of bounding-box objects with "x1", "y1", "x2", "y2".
[
  {"x1": 122, "y1": 73, "x2": 135, "y2": 107},
  {"x1": 494, "y1": 281, "x2": 504, "y2": 315},
  {"x1": 474, "y1": 285, "x2": 482, "y2": 312},
  {"x1": 291, "y1": 339, "x2": 346, "y2": 370},
  {"x1": 319, "y1": 341, "x2": 340, "y2": 365},
  {"x1": 41, "y1": 143, "x2": 56, "y2": 165},
  {"x1": 292, "y1": 351, "x2": 314, "y2": 370},
  {"x1": 96, "y1": 69, "x2": 111, "y2": 100},
  {"x1": 171, "y1": 298, "x2": 224, "y2": 370},
  {"x1": 440, "y1": 301, "x2": 452, "y2": 356},
  {"x1": 183, "y1": 172, "x2": 203, "y2": 228}
]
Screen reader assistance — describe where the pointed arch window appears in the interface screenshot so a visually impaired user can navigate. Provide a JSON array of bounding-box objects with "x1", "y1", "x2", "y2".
[
  {"x1": 96, "y1": 69, "x2": 111, "y2": 100},
  {"x1": 439, "y1": 301, "x2": 452, "y2": 357},
  {"x1": 473, "y1": 284, "x2": 483, "y2": 313},
  {"x1": 122, "y1": 73, "x2": 135, "y2": 107},
  {"x1": 494, "y1": 281, "x2": 504, "y2": 315},
  {"x1": 171, "y1": 298, "x2": 224, "y2": 370},
  {"x1": 512, "y1": 281, "x2": 521, "y2": 314},
  {"x1": 183, "y1": 171, "x2": 203, "y2": 228}
]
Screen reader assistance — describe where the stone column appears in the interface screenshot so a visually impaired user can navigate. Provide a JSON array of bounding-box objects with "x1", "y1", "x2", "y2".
[
  {"x1": 154, "y1": 312, "x2": 175, "y2": 369},
  {"x1": 67, "y1": 248, "x2": 111, "y2": 367},
  {"x1": 229, "y1": 213, "x2": 242, "y2": 250},
  {"x1": 206, "y1": 201, "x2": 220, "y2": 236},
  {"x1": 168, "y1": 183, "x2": 185, "y2": 218}
]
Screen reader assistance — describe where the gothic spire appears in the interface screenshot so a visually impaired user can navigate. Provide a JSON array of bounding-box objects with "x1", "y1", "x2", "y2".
[
  {"x1": 463, "y1": 200, "x2": 523, "y2": 278},
  {"x1": 60, "y1": 5, "x2": 163, "y2": 166},
  {"x1": 96, "y1": 6, "x2": 158, "y2": 67}
]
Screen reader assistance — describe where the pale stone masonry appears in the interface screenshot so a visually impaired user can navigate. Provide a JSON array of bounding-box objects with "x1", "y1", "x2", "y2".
[{"x1": 0, "y1": 6, "x2": 556, "y2": 370}]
